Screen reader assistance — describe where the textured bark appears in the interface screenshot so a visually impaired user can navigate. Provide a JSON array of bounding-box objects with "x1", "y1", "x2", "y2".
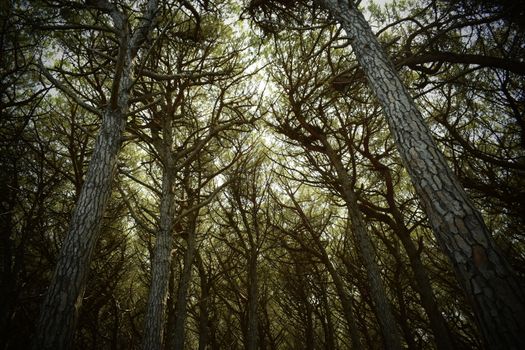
[
  {"x1": 32, "y1": 107, "x2": 125, "y2": 350},
  {"x1": 316, "y1": 1, "x2": 525, "y2": 348},
  {"x1": 142, "y1": 99, "x2": 179, "y2": 350},
  {"x1": 142, "y1": 164, "x2": 177, "y2": 350},
  {"x1": 32, "y1": 2, "x2": 158, "y2": 349}
]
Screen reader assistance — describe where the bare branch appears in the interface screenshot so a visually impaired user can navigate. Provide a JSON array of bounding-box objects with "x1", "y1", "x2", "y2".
[{"x1": 38, "y1": 60, "x2": 102, "y2": 116}]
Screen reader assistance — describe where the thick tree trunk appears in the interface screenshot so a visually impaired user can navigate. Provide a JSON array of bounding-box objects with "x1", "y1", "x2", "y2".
[
  {"x1": 32, "y1": 2, "x2": 157, "y2": 349},
  {"x1": 316, "y1": 1, "x2": 525, "y2": 348},
  {"x1": 142, "y1": 164, "x2": 177, "y2": 350},
  {"x1": 32, "y1": 108, "x2": 125, "y2": 350}
]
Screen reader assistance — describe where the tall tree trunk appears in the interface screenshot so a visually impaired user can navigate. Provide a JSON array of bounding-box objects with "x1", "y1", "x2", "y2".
[
  {"x1": 363, "y1": 147, "x2": 455, "y2": 349},
  {"x1": 304, "y1": 298, "x2": 315, "y2": 350},
  {"x1": 196, "y1": 253, "x2": 211, "y2": 350},
  {"x1": 292, "y1": 92, "x2": 401, "y2": 349},
  {"x1": 343, "y1": 203, "x2": 402, "y2": 350},
  {"x1": 32, "y1": 2, "x2": 157, "y2": 349},
  {"x1": 32, "y1": 107, "x2": 126, "y2": 350},
  {"x1": 0, "y1": 165, "x2": 18, "y2": 349},
  {"x1": 142, "y1": 92, "x2": 177, "y2": 350},
  {"x1": 288, "y1": 187, "x2": 363, "y2": 349},
  {"x1": 320, "y1": 140, "x2": 402, "y2": 350},
  {"x1": 322, "y1": 255, "x2": 363, "y2": 350},
  {"x1": 316, "y1": 1, "x2": 525, "y2": 348},
  {"x1": 246, "y1": 252, "x2": 259, "y2": 350},
  {"x1": 142, "y1": 163, "x2": 177, "y2": 350},
  {"x1": 396, "y1": 225, "x2": 455, "y2": 350},
  {"x1": 318, "y1": 280, "x2": 336, "y2": 350},
  {"x1": 170, "y1": 212, "x2": 198, "y2": 350}
]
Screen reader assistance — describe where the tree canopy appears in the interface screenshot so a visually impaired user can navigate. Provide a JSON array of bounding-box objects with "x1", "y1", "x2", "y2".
[{"x1": 1, "y1": 0, "x2": 524, "y2": 349}]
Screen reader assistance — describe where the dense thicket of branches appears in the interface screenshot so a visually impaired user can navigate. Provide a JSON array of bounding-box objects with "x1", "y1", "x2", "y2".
[{"x1": 1, "y1": 0, "x2": 524, "y2": 349}]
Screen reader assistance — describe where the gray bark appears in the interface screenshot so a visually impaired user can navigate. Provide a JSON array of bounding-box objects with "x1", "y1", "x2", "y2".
[
  {"x1": 32, "y1": 2, "x2": 158, "y2": 349},
  {"x1": 316, "y1": 1, "x2": 525, "y2": 348},
  {"x1": 32, "y1": 108, "x2": 125, "y2": 350},
  {"x1": 142, "y1": 163, "x2": 177, "y2": 350},
  {"x1": 142, "y1": 89, "x2": 178, "y2": 350}
]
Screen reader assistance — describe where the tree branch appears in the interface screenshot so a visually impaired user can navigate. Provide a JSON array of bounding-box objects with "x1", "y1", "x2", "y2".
[{"x1": 38, "y1": 60, "x2": 102, "y2": 116}]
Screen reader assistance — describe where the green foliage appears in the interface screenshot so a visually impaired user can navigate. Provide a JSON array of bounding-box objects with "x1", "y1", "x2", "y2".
[{"x1": 1, "y1": 0, "x2": 523, "y2": 348}]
